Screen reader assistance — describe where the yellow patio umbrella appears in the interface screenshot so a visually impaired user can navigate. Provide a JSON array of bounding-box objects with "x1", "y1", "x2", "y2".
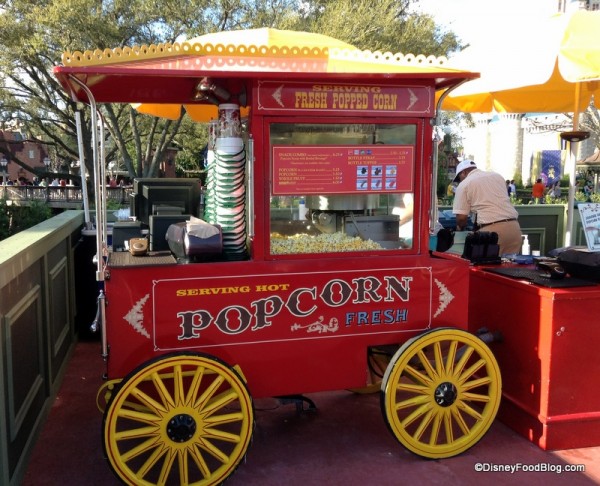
[
  {"x1": 440, "y1": 10, "x2": 600, "y2": 246},
  {"x1": 442, "y1": 10, "x2": 600, "y2": 114},
  {"x1": 131, "y1": 102, "x2": 251, "y2": 123}
]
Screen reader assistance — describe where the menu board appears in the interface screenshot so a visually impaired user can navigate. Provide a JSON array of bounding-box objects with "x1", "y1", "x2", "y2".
[{"x1": 272, "y1": 145, "x2": 414, "y2": 195}]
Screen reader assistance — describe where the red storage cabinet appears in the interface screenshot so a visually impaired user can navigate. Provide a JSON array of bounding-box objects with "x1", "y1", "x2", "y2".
[{"x1": 469, "y1": 267, "x2": 600, "y2": 450}]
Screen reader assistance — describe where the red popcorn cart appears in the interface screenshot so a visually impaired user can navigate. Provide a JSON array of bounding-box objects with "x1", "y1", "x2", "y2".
[{"x1": 54, "y1": 28, "x2": 500, "y2": 485}]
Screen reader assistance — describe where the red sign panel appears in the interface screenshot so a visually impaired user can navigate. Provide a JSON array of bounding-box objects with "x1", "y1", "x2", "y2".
[
  {"x1": 257, "y1": 81, "x2": 433, "y2": 116},
  {"x1": 151, "y1": 267, "x2": 432, "y2": 352},
  {"x1": 272, "y1": 145, "x2": 414, "y2": 195}
]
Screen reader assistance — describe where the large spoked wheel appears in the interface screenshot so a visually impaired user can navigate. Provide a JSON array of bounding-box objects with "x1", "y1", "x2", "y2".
[
  {"x1": 381, "y1": 328, "x2": 501, "y2": 459},
  {"x1": 103, "y1": 353, "x2": 254, "y2": 485}
]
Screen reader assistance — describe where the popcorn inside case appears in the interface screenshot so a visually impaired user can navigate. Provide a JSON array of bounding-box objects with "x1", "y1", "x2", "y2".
[{"x1": 269, "y1": 122, "x2": 416, "y2": 255}]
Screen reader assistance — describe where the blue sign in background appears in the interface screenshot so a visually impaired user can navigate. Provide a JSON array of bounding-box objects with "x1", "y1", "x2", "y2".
[{"x1": 541, "y1": 150, "x2": 561, "y2": 186}]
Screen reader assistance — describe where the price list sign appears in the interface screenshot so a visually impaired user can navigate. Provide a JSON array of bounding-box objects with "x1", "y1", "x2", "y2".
[{"x1": 272, "y1": 145, "x2": 414, "y2": 195}]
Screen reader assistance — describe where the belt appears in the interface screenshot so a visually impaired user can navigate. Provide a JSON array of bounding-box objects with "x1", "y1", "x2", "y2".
[{"x1": 478, "y1": 218, "x2": 517, "y2": 229}]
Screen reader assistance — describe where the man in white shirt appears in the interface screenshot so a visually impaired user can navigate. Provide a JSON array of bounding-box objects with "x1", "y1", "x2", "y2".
[{"x1": 453, "y1": 160, "x2": 522, "y2": 255}]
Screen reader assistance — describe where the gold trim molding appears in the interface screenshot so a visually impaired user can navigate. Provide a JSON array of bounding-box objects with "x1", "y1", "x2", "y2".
[{"x1": 61, "y1": 41, "x2": 448, "y2": 68}]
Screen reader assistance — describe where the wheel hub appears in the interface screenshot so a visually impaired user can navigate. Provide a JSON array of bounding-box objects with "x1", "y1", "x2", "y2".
[
  {"x1": 434, "y1": 382, "x2": 457, "y2": 407},
  {"x1": 167, "y1": 414, "x2": 197, "y2": 443}
]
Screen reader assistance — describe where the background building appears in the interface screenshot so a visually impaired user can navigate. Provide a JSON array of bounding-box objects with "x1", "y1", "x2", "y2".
[
  {"x1": 459, "y1": 113, "x2": 597, "y2": 187},
  {"x1": 0, "y1": 128, "x2": 51, "y2": 185}
]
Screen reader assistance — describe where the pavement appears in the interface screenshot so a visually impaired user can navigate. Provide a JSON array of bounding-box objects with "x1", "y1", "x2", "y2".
[{"x1": 22, "y1": 339, "x2": 600, "y2": 486}]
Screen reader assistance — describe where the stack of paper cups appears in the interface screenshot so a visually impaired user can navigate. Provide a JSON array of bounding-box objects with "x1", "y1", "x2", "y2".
[{"x1": 204, "y1": 104, "x2": 247, "y2": 259}]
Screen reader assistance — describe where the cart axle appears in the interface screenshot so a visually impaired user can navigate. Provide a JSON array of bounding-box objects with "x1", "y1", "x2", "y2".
[
  {"x1": 434, "y1": 382, "x2": 457, "y2": 407},
  {"x1": 167, "y1": 414, "x2": 197, "y2": 443}
]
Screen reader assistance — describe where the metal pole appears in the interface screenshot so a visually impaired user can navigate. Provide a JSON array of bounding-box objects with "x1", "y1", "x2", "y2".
[
  {"x1": 247, "y1": 136, "x2": 254, "y2": 238},
  {"x1": 432, "y1": 80, "x2": 470, "y2": 237},
  {"x1": 562, "y1": 83, "x2": 589, "y2": 247},
  {"x1": 75, "y1": 111, "x2": 91, "y2": 228},
  {"x1": 565, "y1": 145, "x2": 576, "y2": 248},
  {"x1": 564, "y1": 83, "x2": 581, "y2": 247}
]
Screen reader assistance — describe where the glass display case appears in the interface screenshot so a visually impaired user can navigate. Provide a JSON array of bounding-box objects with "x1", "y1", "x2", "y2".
[{"x1": 269, "y1": 122, "x2": 417, "y2": 255}]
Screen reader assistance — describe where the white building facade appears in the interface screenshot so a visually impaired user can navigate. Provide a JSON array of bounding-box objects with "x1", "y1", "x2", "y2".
[{"x1": 459, "y1": 113, "x2": 597, "y2": 186}]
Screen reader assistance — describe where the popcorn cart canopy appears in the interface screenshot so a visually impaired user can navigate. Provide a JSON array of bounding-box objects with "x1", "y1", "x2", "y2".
[{"x1": 54, "y1": 28, "x2": 478, "y2": 120}]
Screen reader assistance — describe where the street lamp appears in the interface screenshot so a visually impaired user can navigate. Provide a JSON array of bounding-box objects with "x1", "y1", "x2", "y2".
[{"x1": 0, "y1": 157, "x2": 7, "y2": 185}]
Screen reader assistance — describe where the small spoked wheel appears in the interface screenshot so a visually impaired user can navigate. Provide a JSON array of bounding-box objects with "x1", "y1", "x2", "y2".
[
  {"x1": 381, "y1": 328, "x2": 501, "y2": 459},
  {"x1": 103, "y1": 353, "x2": 254, "y2": 485}
]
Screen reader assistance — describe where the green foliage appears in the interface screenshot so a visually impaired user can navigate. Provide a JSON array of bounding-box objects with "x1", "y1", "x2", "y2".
[
  {"x1": 512, "y1": 172, "x2": 523, "y2": 189},
  {"x1": 172, "y1": 118, "x2": 209, "y2": 182},
  {"x1": 543, "y1": 193, "x2": 567, "y2": 205},
  {"x1": 0, "y1": 200, "x2": 52, "y2": 241},
  {"x1": 106, "y1": 200, "x2": 128, "y2": 211},
  {"x1": 436, "y1": 165, "x2": 448, "y2": 198},
  {"x1": 283, "y1": 0, "x2": 463, "y2": 57},
  {"x1": 0, "y1": 0, "x2": 226, "y2": 181}
]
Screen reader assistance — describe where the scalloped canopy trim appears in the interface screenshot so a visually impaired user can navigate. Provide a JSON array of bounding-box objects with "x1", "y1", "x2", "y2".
[{"x1": 61, "y1": 41, "x2": 449, "y2": 69}]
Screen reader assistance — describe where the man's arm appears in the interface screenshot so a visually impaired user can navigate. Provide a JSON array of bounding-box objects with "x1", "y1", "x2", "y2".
[{"x1": 456, "y1": 214, "x2": 469, "y2": 231}]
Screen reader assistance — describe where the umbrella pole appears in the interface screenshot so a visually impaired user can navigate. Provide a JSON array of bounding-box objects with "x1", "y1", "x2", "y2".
[
  {"x1": 564, "y1": 83, "x2": 581, "y2": 248},
  {"x1": 565, "y1": 146, "x2": 576, "y2": 248}
]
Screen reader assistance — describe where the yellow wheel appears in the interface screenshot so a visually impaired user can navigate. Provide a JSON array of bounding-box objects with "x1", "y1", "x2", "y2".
[
  {"x1": 381, "y1": 328, "x2": 501, "y2": 459},
  {"x1": 103, "y1": 353, "x2": 254, "y2": 485}
]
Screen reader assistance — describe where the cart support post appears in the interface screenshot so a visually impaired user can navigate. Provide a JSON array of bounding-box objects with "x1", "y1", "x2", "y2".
[
  {"x1": 67, "y1": 75, "x2": 107, "y2": 282},
  {"x1": 98, "y1": 290, "x2": 108, "y2": 360},
  {"x1": 247, "y1": 136, "x2": 255, "y2": 238},
  {"x1": 75, "y1": 111, "x2": 92, "y2": 229}
]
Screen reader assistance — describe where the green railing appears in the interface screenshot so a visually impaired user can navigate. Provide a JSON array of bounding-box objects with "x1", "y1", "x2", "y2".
[
  {"x1": 0, "y1": 185, "x2": 130, "y2": 207},
  {"x1": 0, "y1": 210, "x2": 84, "y2": 486}
]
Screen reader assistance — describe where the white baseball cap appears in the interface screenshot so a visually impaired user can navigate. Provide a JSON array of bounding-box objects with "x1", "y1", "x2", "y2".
[{"x1": 453, "y1": 159, "x2": 477, "y2": 182}]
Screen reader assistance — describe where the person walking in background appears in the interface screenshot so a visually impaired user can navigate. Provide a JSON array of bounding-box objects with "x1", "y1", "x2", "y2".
[
  {"x1": 532, "y1": 178, "x2": 545, "y2": 204},
  {"x1": 453, "y1": 159, "x2": 522, "y2": 255},
  {"x1": 550, "y1": 181, "x2": 562, "y2": 200},
  {"x1": 584, "y1": 180, "x2": 594, "y2": 201},
  {"x1": 509, "y1": 180, "x2": 516, "y2": 198}
]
